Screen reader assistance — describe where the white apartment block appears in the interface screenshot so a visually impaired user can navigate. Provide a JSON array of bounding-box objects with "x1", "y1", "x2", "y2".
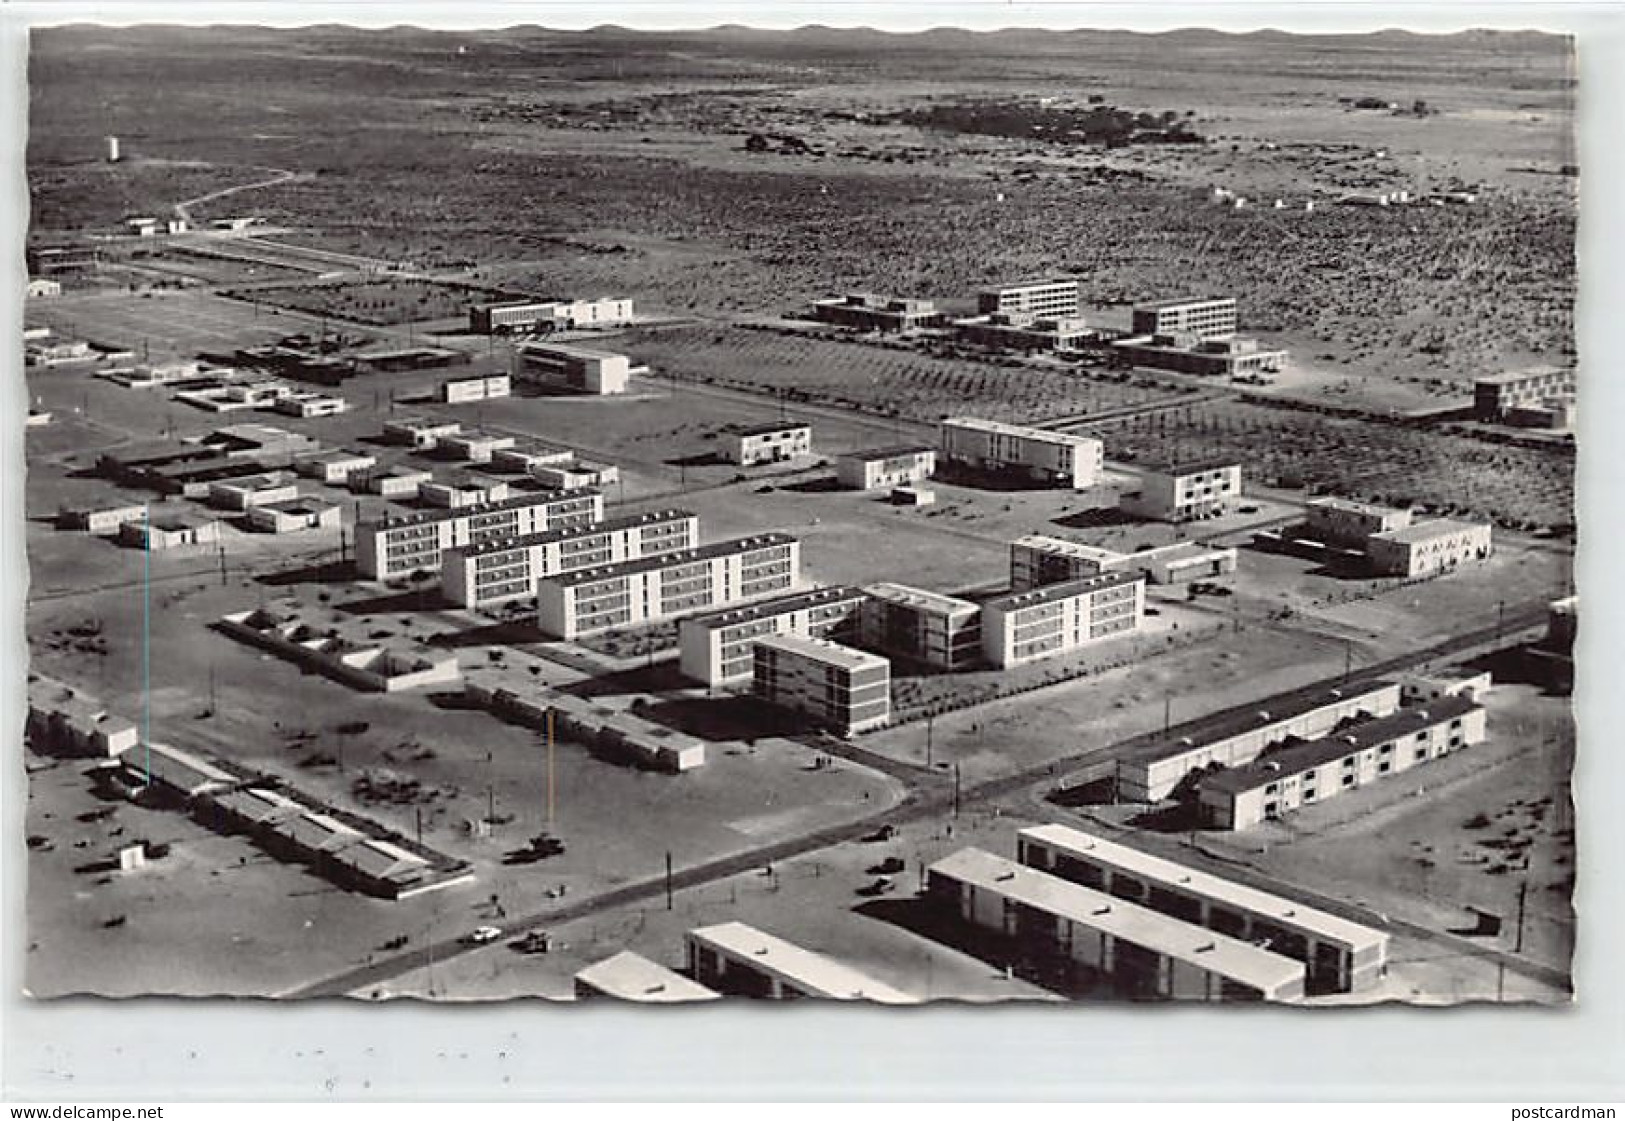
[
  {"x1": 1120, "y1": 460, "x2": 1243, "y2": 523},
  {"x1": 752, "y1": 634, "x2": 892, "y2": 736},
  {"x1": 536, "y1": 533, "x2": 800, "y2": 639},
  {"x1": 441, "y1": 374, "x2": 512, "y2": 404},
  {"x1": 356, "y1": 488, "x2": 604, "y2": 581},
  {"x1": 470, "y1": 297, "x2": 635, "y2": 334},
  {"x1": 441, "y1": 509, "x2": 699, "y2": 609},
  {"x1": 727, "y1": 423, "x2": 813, "y2": 466},
  {"x1": 1304, "y1": 496, "x2": 1413, "y2": 548},
  {"x1": 976, "y1": 277, "x2": 1084, "y2": 319},
  {"x1": 939, "y1": 417, "x2": 1103, "y2": 490},
  {"x1": 980, "y1": 571, "x2": 1145, "y2": 668},
  {"x1": 859, "y1": 583, "x2": 982, "y2": 671},
  {"x1": 1131, "y1": 297, "x2": 1239, "y2": 340},
  {"x1": 1366, "y1": 519, "x2": 1493, "y2": 578},
  {"x1": 518, "y1": 343, "x2": 631, "y2": 395},
  {"x1": 835, "y1": 445, "x2": 936, "y2": 491},
  {"x1": 678, "y1": 585, "x2": 867, "y2": 687}
]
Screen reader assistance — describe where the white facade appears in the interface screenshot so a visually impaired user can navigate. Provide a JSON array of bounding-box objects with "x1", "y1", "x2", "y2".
[
  {"x1": 383, "y1": 417, "x2": 461, "y2": 449},
  {"x1": 939, "y1": 417, "x2": 1103, "y2": 490},
  {"x1": 296, "y1": 450, "x2": 378, "y2": 485},
  {"x1": 441, "y1": 374, "x2": 512, "y2": 404},
  {"x1": 859, "y1": 583, "x2": 982, "y2": 671},
  {"x1": 1121, "y1": 462, "x2": 1243, "y2": 523},
  {"x1": 835, "y1": 446, "x2": 936, "y2": 491},
  {"x1": 418, "y1": 477, "x2": 513, "y2": 509},
  {"x1": 726, "y1": 424, "x2": 812, "y2": 466},
  {"x1": 248, "y1": 498, "x2": 343, "y2": 534},
  {"x1": 1305, "y1": 496, "x2": 1413, "y2": 547},
  {"x1": 1366, "y1": 519, "x2": 1493, "y2": 578},
  {"x1": 980, "y1": 572, "x2": 1145, "y2": 667},
  {"x1": 356, "y1": 488, "x2": 604, "y2": 580},
  {"x1": 518, "y1": 343, "x2": 631, "y2": 395},
  {"x1": 679, "y1": 585, "x2": 867, "y2": 688},
  {"x1": 753, "y1": 634, "x2": 892, "y2": 735},
  {"x1": 207, "y1": 472, "x2": 300, "y2": 512},
  {"x1": 686, "y1": 922, "x2": 915, "y2": 1002}
]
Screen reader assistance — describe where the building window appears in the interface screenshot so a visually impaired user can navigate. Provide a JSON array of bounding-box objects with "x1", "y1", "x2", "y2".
[{"x1": 1341, "y1": 774, "x2": 1355, "y2": 787}]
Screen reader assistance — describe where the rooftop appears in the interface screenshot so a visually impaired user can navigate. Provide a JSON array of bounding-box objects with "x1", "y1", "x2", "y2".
[
  {"x1": 1018, "y1": 825, "x2": 1387, "y2": 953},
  {"x1": 1139, "y1": 457, "x2": 1243, "y2": 478},
  {"x1": 384, "y1": 416, "x2": 461, "y2": 432},
  {"x1": 754, "y1": 633, "x2": 889, "y2": 673},
  {"x1": 686, "y1": 921, "x2": 916, "y2": 1003},
  {"x1": 451, "y1": 509, "x2": 696, "y2": 559},
  {"x1": 1134, "y1": 296, "x2": 1236, "y2": 312},
  {"x1": 520, "y1": 342, "x2": 626, "y2": 363},
  {"x1": 941, "y1": 416, "x2": 1102, "y2": 447},
  {"x1": 862, "y1": 582, "x2": 980, "y2": 618},
  {"x1": 1013, "y1": 535, "x2": 1126, "y2": 564},
  {"x1": 930, "y1": 848, "x2": 1303, "y2": 995},
  {"x1": 576, "y1": 952, "x2": 720, "y2": 1003},
  {"x1": 733, "y1": 421, "x2": 812, "y2": 438},
  {"x1": 260, "y1": 497, "x2": 339, "y2": 517},
  {"x1": 1201, "y1": 695, "x2": 1482, "y2": 795},
  {"x1": 838, "y1": 444, "x2": 935, "y2": 462},
  {"x1": 983, "y1": 570, "x2": 1142, "y2": 612},
  {"x1": 299, "y1": 449, "x2": 376, "y2": 466},
  {"x1": 1368, "y1": 517, "x2": 1492, "y2": 545},
  {"x1": 144, "y1": 512, "x2": 220, "y2": 532},
  {"x1": 1306, "y1": 495, "x2": 1411, "y2": 518},
  {"x1": 1475, "y1": 366, "x2": 1574, "y2": 387},
  {"x1": 365, "y1": 487, "x2": 600, "y2": 531},
  {"x1": 543, "y1": 533, "x2": 796, "y2": 588},
  {"x1": 980, "y1": 276, "x2": 1083, "y2": 293},
  {"x1": 680, "y1": 585, "x2": 865, "y2": 632}
]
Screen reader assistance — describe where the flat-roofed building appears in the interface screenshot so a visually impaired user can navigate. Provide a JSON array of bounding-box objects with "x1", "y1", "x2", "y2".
[
  {"x1": 418, "y1": 475, "x2": 513, "y2": 509},
  {"x1": 296, "y1": 448, "x2": 378, "y2": 485},
  {"x1": 356, "y1": 488, "x2": 604, "y2": 580},
  {"x1": 1474, "y1": 367, "x2": 1575, "y2": 421},
  {"x1": 536, "y1": 533, "x2": 799, "y2": 639},
  {"x1": 438, "y1": 429, "x2": 517, "y2": 464},
  {"x1": 530, "y1": 459, "x2": 620, "y2": 491},
  {"x1": 1198, "y1": 696, "x2": 1488, "y2": 831},
  {"x1": 119, "y1": 512, "x2": 223, "y2": 551},
  {"x1": 678, "y1": 584, "x2": 867, "y2": 687},
  {"x1": 442, "y1": 509, "x2": 699, "y2": 609},
  {"x1": 1115, "y1": 679, "x2": 1404, "y2": 803},
  {"x1": 686, "y1": 922, "x2": 916, "y2": 1003},
  {"x1": 358, "y1": 463, "x2": 434, "y2": 498},
  {"x1": 927, "y1": 847, "x2": 1304, "y2": 1002},
  {"x1": 27, "y1": 674, "x2": 140, "y2": 758},
  {"x1": 835, "y1": 445, "x2": 936, "y2": 491},
  {"x1": 977, "y1": 277, "x2": 1084, "y2": 320},
  {"x1": 859, "y1": 582, "x2": 982, "y2": 671},
  {"x1": 518, "y1": 342, "x2": 631, "y2": 395},
  {"x1": 440, "y1": 373, "x2": 511, "y2": 404},
  {"x1": 1012, "y1": 535, "x2": 1239, "y2": 589},
  {"x1": 1131, "y1": 297, "x2": 1238, "y2": 340},
  {"x1": 939, "y1": 417, "x2": 1103, "y2": 490},
  {"x1": 1366, "y1": 518, "x2": 1493, "y2": 578},
  {"x1": 207, "y1": 471, "x2": 299, "y2": 512},
  {"x1": 248, "y1": 496, "x2": 342, "y2": 534},
  {"x1": 1402, "y1": 668, "x2": 1493, "y2": 704},
  {"x1": 383, "y1": 416, "x2": 461, "y2": 450},
  {"x1": 574, "y1": 952, "x2": 720, "y2": 1003},
  {"x1": 981, "y1": 571, "x2": 1145, "y2": 668},
  {"x1": 1016, "y1": 823, "x2": 1388, "y2": 993},
  {"x1": 470, "y1": 296, "x2": 634, "y2": 334},
  {"x1": 726, "y1": 422, "x2": 812, "y2": 466},
  {"x1": 203, "y1": 423, "x2": 320, "y2": 463},
  {"x1": 1120, "y1": 460, "x2": 1243, "y2": 523},
  {"x1": 57, "y1": 502, "x2": 151, "y2": 535},
  {"x1": 753, "y1": 634, "x2": 891, "y2": 735},
  {"x1": 953, "y1": 313, "x2": 1095, "y2": 353},
  {"x1": 272, "y1": 391, "x2": 349, "y2": 419},
  {"x1": 1110, "y1": 334, "x2": 1287, "y2": 378},
  {"x1": 811, "y1": 292, "x2": 943, "y2": 332},
  {"x1": 1304, "y1": 496, "x2": 1413, "y2": 548},
  {"x1": 490, "y1": 441, "x2": 576, "y2": 475}
]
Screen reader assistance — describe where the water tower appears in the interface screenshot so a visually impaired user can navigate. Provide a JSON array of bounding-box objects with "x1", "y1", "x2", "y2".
[{"x1": 106, "y1": 136, "x2": 121, "y2": 163}]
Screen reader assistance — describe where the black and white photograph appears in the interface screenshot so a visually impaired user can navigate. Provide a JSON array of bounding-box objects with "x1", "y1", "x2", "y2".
[{"x1": 17, "y1": 11, "x2": 1579, "y2": 1011}]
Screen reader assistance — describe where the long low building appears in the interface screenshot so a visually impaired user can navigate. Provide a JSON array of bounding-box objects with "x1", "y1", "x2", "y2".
[
  {"x1": 1010, "y1": 535, "x2": 1238, "y2": 589},
  {"x1": 57, "y1": 502, "x2": 150, "y2": 535},
  {"x1": 1366, "y1": 518, "x2": 1493, "y2": 578},
  {"x1": 471, "y1": 296, "x2": 634, "y2": 334},
  {"x1": 1198, "y1": 696, "x2": 1488, "y2": 831},
  {"x1": 442, "y1": 509, "x2": 700, "y2": 609},
  {"x1": 980, "y1": 571, "x2": 1145, "y2": 667},
  {"x1": 1115, "y1": 679, "x2": 1404, "y2": 803},
  {"x1": 536, "y1": 533, "x2": 799, "y2": 639},
  {"x1": 27, "y1": 674, "x2": 140, "y2": 758},
  {"x1": 247, "y1": 497, "x2": 342, "y2": 534},
  {"x1": 356, "y1": 488, "x2": 604, "y2": 580},
  {"x1": 575, "y1": 952, "x2": 720, "y2": 1003},
  {"x1": 296, "y1": 449, "x2": 378, "y2": 485},
  {"x1": 1304, "y1": 496, "x2": 1414, "y2": 548},
  {"x1": 939, "y1": 417, "x2": 1103, "y2": 490},
  {"x1": 753, "y1": 634, "x2": 891, "y2": 736},
  {"x1": 468, "y1": 684, "x2": 705, "y2": 772},
  {"x1": 518, "y1": 342, "x2": 631, "y2": 395},
  {"x1": 1111, "y1": 334, "x2": 1287, "y2": 378},
  {"x1": 835, "y1": 445, "x2": 936, "y2": 491},
  {"x1": 859, "y1": 582, "x2": 982, "y2": 671},
  {"x1": 927, "y1": 847, "x2": 1305, "y2": 1002},
  {"x1": 678, "y1": 585, "x2": 866, "y2": 688},
  {"x1": 219, "y1": 608, "x2": 461, "y2": 693},
  {"x1": 811, "y1": 292, "x2": 942, "y2": 332},
  {"x1": 1015, "y1": 824, "x2": 1388, "y2": 993},
  {"x1": 686, "y1": 922, "x2": 916, "y2": 1003}
]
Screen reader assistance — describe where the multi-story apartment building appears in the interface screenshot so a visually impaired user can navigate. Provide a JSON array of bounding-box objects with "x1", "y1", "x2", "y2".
[
  {"x1": 356, "y1": 488, "x2": 603, "y2": 580},
  {"x1": 1365, "y1": 519, "x2": 1493, "y2": 578},
  {"x1": 726, "y1": 423, "x2": 813, "y2": 466},
  {"x1": 678, "y1": 585, "x2": 867, "y2": 688},
  {"x1": 980, "y1": 571, "x2": 1145, "y2": 668},
  {"x1": 811, "y1": 293, "x2": 943, "y2": 332},
  {"x1": 752, "y1": 634, "x2": 892, "y2": 736},
  {"x1": 1130, "y1": 297, "x2": 1238, "y2": 340},
  {"x1": 517, "y1": 342, "x2": 631, "y2": 395},
  {"x1": 859, "y1": 583, "x2": 982, "y2": 671},
  {"x1": 976, "y1": 277, "x2": 1084, "y2": 320},
  {"x1": 441, "y1": 509, "x2": 699, "y2": 609},
  {"x1": 938, "y1": 417, "x2": 1103, "y2": 490},
  {"x1": 1473, "y1": 367, "x2": 1575, "y2": 421},
  {"x1": 952, "y1": 314, "x2": 1095, "y2": 353},
  {"x1": 1303, "y1": 496, "x2": 1414, "y2": 548},
  {"x1": 1198, "y1": 696, "x2": 1487, "y2": 830},
  {"x1": 835, "y1": 446, "x2": 936, "y2": 491},
  {"x1": 469, "y1": 296, "x2": 635, "y2": 334},
  {"x1": 1120, "y1": 460, "x2": 1243, "y2": 523},
  {"x1": 535, "y1": 533, "x2": 800, "y2": 639}
]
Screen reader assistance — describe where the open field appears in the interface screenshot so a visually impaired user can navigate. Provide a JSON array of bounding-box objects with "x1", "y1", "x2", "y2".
[
  {"x1": 225, "y1": 277, "x2": 513, "y2": 326},
  {"x1": 23, "y1": 286, "x2": 335, "y2": 360}
]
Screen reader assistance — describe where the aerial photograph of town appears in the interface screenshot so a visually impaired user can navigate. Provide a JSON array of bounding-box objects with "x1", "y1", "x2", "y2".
[{"x1": 19, "y1": 20, "x2": 1577, "y2": 1006}]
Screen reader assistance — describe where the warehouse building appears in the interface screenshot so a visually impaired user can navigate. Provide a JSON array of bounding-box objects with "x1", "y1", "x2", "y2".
[
  {"x1": 953, "y1": 313, "x2": 1096, "y2": 353},
  {"x1": 1473, "y1": 367, "x2": 1575, "y2": 422},
  {"x1": 811, "y1": 292, "x2": 943, "y2": 332},
  {"x1": 939, "y1": 417, "x2": 1103, "y2": 490},
  {"x1": 835, "y1": 445, "x2": 936, "y2": 491},
  {"x1": 119, "y1": 513, "x2": 222, "y2": 551},
  {"x1": 1365, "y1": 519, "x2": 1493, "y2": 578},
  {"x1": 440, "y1": 373, "x2": 512, "y2": 404},
  {"x1": 442, "y1": 509, "x2": 699, "y2": 609},
  {"x1": 753, "y1": 634, "x2": 892, "y2": 736},
  {"x1": 383, "y1": 417, "x2": 461, "y2": 450},
  {"x1": 927, "y1": 848, "x2": 1305, "y2": 1002},
  {"x1": 1304, "y1": 496, "x2": 1413, "y2": 548},
  {"x1": 1016, "y1": 824, "x2": 1388, "y2": 993},
  {"x1": 27, "y1": 674, "x2": 140, "y2": 758},
  {"x1": 1115, "y1": 679, "x2": 1405, "y2": 803},
  {"x1": 418, "y1": 475, "x2": 513, "y2": 510},
  {"x1": 980, "y1": 571, "x2": 1145, "y2": 668},
  {"x1": 575, "y1": 952, "x2": 720, "y2": 1003},
  {"x1": 296, "y1": 449, "x2": 378, "y2": 485},
  {"x1": 356, "y1": 488, "x2": 604, "y2": 580},
  {"x1": 1010, "y1": 534, "x2": 1237, "y2": 590},
  {"x1": 686, "y1": 922, "x2": 916, "y2": 1003},
  {"x1": 977, "y1": 277, "x2": 1084, "y2": 320},
  {"x1": 469, "y1": 296, "x2": 634, "y2": 334},
  {"x1": 726, "y1": 422, "x2": 812, "y2": 466},
  {"x1": 1119, "y1": 460, "x2": 1243, "y2": 523},
  {"x1": 536, "y1": 533, "x2": 799, "y2": 639},
  {"x1": 678, "y1": 584, "x2": 867, "y2": 688},
  {"x1": 518, "y1": 342, "x2": 631, "y2": 395},
  {"x1": 860, "y1": 582, "x2": 982, "y2": 671},
  {"x1": 1198, "y1": 695, "x2": 1487, "y2": 831},
  {"x1": 248, "y1": 497, "x2": 342, "y2": 535},
  {"x1": 1131, "y1": 297, "x2": 1238, "y2": 340}
]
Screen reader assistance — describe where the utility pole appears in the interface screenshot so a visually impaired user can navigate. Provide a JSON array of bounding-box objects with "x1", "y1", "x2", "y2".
[
  {"x1": 925, "y1": 714, "x2": 934, "y2": 769},
  {"x1": 665, "y1": 851, "x2": 674, "y2": 911},
  {"x1": 546, "y1": 709, "x2": 556, "y2": 828},
  {"x1": 1514, "y1": 879, "x2": 1529, "y2": 954},
  {"x1": 486, "y1": 749, "x2": 495, "y2": 825},
  {"x1": 1164, "y1": 693, "x2": 1172, "y2": 734},
  {"x1": 952, "y1": 762, "x2": 961, "y2": 817},
  {"x1": 415, "y1": 806, "x2": 423, "y2": 847}
]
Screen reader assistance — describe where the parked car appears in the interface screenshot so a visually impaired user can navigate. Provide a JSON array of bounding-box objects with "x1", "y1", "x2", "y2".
[{"x1": 463, "y1": 925, "x2": 503, "y2": 946}]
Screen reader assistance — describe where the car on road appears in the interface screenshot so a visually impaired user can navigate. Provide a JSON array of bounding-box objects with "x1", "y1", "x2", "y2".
[{"x1": 463, "y1": 925, "x2": 503, "y2": 946}]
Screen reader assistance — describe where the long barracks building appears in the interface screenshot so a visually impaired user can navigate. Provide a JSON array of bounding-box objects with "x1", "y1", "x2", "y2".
[
  {"x1": 356, "y1": 488, "x2": 604, "y2": 580},
  {"x1": 677, "y1": 585, "x2": 867, "y2": 688},
  {"x1": 535, "y1": 533, "x2": 800, "y2": 639},
  {"x1": 441, "y1": 509, "x2": 700, "y2": 609}
]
